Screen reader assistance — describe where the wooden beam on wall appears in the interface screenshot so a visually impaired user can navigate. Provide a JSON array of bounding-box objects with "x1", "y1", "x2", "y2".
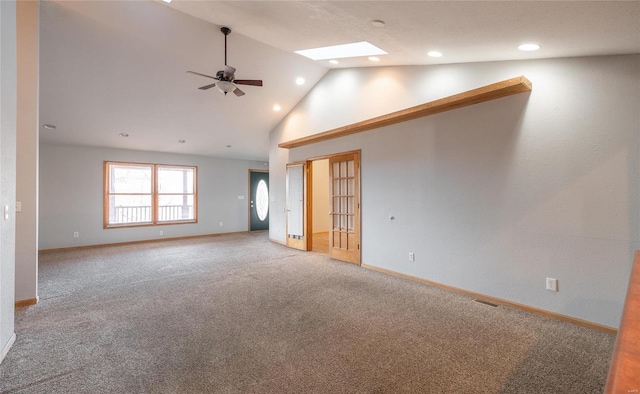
[
  {"x1": 605, "y1": 251, "x2": 640, "y2": 392},
  {"x1": 278, "y1": 75, "x2": 532, "y2": 149}
]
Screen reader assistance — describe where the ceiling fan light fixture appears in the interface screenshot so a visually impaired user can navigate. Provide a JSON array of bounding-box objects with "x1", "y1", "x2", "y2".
[{"x1": 216, "y1": 80, "x2": 236, "y2": 95}]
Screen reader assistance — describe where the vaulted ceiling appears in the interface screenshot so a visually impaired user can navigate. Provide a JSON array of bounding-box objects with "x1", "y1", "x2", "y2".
[{"x1": 39, "y1": 1, "x2": 640, "y2": 161}]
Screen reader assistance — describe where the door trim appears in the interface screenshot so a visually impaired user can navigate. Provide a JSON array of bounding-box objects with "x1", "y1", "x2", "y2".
[
  {"x1": 306, "y1": 150, "x2": 361, "y2": 254},
  {"x1": 248, "y1": 169, "x2": 269, "y2": 231}
]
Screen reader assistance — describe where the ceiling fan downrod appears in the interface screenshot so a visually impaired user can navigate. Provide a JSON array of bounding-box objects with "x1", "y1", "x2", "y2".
[{"x1": 220, "y1": 27, "x2": 231, "y2": 66}]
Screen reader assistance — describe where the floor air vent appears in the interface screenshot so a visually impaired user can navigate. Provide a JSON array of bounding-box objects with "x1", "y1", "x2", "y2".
[{"x1": 474, "y1": 299, "x2": 498, "y2": 307}]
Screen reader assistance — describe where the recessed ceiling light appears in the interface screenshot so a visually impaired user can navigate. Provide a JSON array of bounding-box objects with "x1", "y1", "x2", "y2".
[
  {"x1": 119, "y1": 133, "x2": 129, "y2": 137},
  {"x1": 295, "y1": 41, "x2": 387, "y2": 61},
  {"x1": 427, "y1": 51, "x2": 443, "y2": 58},
  {"x1": 371, "y1": 20, "x2": 386, "y2": 28},
  {"x1": 162, "y1": 0, "x2": 172, "y2": 3},
  {"x1": 329, "y1": 60, "x2": 339, "y2": 65},
  {"x1": 518, "y1": 43, "x2": 541, "y2": 51},
  {"x1": 368, "y1": 56, "x2": 380, "y2": 62},
  {"x1": 295, "y1": 77, "x2": 305, "y2": 85},
  {"x1": 178, "y1": 139, "x2": 186, "y2": 143},
  {"x1": 42, "y1": 124, "x2": 57, "y2": 130},
  {"x1": 273, "y1": 104, "x2": 281, "y2": 112}
]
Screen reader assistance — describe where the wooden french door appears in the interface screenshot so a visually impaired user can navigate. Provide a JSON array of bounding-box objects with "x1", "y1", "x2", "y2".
[{"x1": 328, "y1": 152, "x2": 360, "y2": 265}]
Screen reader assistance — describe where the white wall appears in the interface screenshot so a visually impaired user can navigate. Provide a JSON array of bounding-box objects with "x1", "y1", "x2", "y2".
[
  {"x1": 39, "y1": 144, "x2": 267, "y2": 250},
  {"x1": 311, "y1": 159, "x2": 329, "y2": 233},
  {"x1": 269, "y1": 55, "x2": 640, "y2": 328},
  {"x1": 16, "y1": 0, "x2": 38, "y2": 303},
  {"x1": 0, "y1": 0, "x2": 17, "y2": 364}
]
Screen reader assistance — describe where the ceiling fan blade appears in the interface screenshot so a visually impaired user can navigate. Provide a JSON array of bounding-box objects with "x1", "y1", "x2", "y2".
[
  {"x1": 233, "y1": 79, "x2": 263, "y2": 87},
  {"x1": 223, "y1": 65, "x2": 236, "y2": 79},
  {"x1": 198, "y1": 83, "x2": 217, "y2": 90},
  {"x1": 187, "y1": 71, "x2": 218, "y2": 80},
  {"x1": 233, "y1": 87, "x2": 245, "y2": 97}
]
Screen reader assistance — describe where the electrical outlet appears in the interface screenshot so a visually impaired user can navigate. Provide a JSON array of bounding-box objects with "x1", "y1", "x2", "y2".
[
  {"x1": 219, "y1": 222, "x2": 223, "y2": 227},
  {"x1": 159, "y1": 230, "x2": 163, "y2": 236},
  {"x1": 409, "y1": 252, "x2": 415, "y2": 262},
  {"x1": 546, "y1": 277, "x2": 558, "y2": 292},
  {"x1": 73, "y1": 232, "x2": 79, "y2": 238}
]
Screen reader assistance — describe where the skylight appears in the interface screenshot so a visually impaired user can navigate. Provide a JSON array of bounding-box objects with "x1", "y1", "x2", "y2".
[{"x1": 295, "y1": 41, "x2": 387, "y2": 61}]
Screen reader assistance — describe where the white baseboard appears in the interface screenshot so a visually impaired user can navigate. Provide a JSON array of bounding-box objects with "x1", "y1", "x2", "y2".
[{"x1": 0, "y1": 333, "x2": 16, "y2": 365}]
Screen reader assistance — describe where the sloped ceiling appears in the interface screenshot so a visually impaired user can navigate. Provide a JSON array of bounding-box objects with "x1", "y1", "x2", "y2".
[{"x1": 39, "y1": 0, "x2": 640, "y2": 161}]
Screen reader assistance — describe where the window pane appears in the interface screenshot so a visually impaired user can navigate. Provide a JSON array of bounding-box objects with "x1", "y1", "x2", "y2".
[
  {"x1": 256, "y1": 180, "x2": 269, "y2": 221},
  {"x1": 105, "y1": 162, "x2": 198, "y2": 228},
  {"x1": 109, "y1": 195, "x2": 152, "y2": 225},
  {"x1": 110, "y1": 164, "x2": 152, "y2": 193},
  {"x1": 158, "y1": 195, "x2": 195, "y2": 222},
  {"x1": 158, "y1": 167, "x2": 194, "y2": 194}
]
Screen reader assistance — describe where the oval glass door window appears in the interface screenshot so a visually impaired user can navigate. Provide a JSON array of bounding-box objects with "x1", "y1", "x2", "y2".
[{"x1": 256, "y1": 179, "x2": 269, "y2": 221}]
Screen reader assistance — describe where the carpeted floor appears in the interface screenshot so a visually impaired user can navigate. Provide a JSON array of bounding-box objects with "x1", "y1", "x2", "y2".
[{"x1": 0, "y1": 232, "x2": 615, "y2": 393}]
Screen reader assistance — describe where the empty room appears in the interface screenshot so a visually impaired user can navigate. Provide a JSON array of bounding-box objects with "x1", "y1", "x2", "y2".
[{"x1": 1, "y1": 0, "x2": 639, "y2": 392}]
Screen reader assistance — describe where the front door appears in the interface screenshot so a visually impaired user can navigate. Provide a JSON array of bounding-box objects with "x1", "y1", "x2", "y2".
[
  {"x1": 249, "y1": 171, "x2": 269, "y2": 231},
  {"x1": 329, "y1": 152, "x2": 360, "y2": 265}
]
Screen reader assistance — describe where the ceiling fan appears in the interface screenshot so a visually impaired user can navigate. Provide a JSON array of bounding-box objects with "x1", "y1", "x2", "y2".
[{"x1": 187, "y1": 27, "x2": 263, "y2": 97}]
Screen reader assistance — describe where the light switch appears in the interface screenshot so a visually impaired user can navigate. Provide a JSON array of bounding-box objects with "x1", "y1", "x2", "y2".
[
  {"x1": 16, "y1": 201, "x2": 22, "y2": 212},
  {"x1": 238, "y1": 195, "x2": 245, "y2": 200}
]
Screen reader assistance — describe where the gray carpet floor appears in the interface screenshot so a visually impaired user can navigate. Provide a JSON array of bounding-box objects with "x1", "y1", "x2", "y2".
[{"x1": 0, "y1": 232, "x2": 615, "y2": 393}]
